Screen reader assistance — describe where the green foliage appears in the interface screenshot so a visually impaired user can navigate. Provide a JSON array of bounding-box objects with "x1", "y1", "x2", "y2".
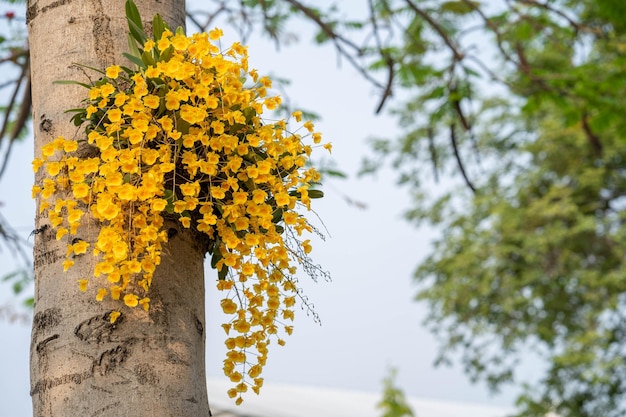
[
  {"x1": 357, "y1": 1, "x2": 626, "y2": 416},
  {"x1": 377, "y1": 368, "x2": 415, "y2": 417},
  {"x1": 2, "y1": 268, "x2": 33, "y2": 307}
]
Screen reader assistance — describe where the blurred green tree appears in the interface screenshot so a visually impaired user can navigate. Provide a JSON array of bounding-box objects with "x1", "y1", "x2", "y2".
[{"x1": 378, "y1": 368, "x2": 415, "y2": 417}]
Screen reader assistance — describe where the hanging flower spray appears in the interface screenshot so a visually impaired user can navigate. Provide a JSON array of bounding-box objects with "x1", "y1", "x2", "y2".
[{"x1": 32, "y1": 0, "x2": 330, "y2": 403}]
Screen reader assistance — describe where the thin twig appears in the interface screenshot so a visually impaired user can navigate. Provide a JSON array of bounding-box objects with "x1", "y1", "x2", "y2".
[
  {"x1": 368, "y1": 0, "x2": 395, "y2": 113},
  {"x1": 450, "y1": 123, "x2": 476, "y2": 193}
]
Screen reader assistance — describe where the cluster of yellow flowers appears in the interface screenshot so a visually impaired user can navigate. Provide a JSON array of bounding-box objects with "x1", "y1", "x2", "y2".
[{"x1": 32, "y1": 24, "x2": 329, "y2": 402}]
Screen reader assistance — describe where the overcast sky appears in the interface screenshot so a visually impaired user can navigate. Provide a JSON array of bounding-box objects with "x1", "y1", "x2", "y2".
[{"x1": 0, "y1": 2, "x2": 537, "y2": 415}]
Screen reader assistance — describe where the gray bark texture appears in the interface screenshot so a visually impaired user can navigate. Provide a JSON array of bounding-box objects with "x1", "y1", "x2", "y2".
[{"x1": 27, "y1": 1, "x2": 211, "y2": 416}]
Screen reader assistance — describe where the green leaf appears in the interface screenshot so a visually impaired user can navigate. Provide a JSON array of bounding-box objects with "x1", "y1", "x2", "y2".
[
  {"x1": 127, "y1": 16, "x2": 148, "y2": 47},
  {"x1": 439, "y1": 0, "x2": 478, "y2": 14},
  {"x1": 163, "y1": 189, "x2": 175, "y2": 214},
  {"x1": 52, "y1": 80, "x2": 92, "y2": 89},
  {"x1": 308, "y1": 189, "x2": 324, "y2": 198},
  {"x1": 152, "y1": 13, "x2": 167, "y2": 41},
  {"x1": 122, "y1": 52, "x2": 147, "y2": 69},
  {"x1": 2, "y1": 270, "x2": 21, "y2": 282},
  {"x1": 158, "y1": 45, "x2": 174, "y2": 62},
  {"x1": 322, "y1": 169, "x2": 347, "y2": 179},
  {"x1": 70, "y1": 112, "x2": 86, "y2": 127},
  {"x1": 64, "y1": 108, "x2": 88, "y2": 113},
  {"x1": 218, "y1": 266, "x2": 228, "y2": 280},
  {"x1": 272, "y1": 208, "x2": 284, "y2": 224},
  {"x1": 125, "y1": 0, "x2": 145, "y2": 45},
  {"x1": 141, "y1": 50, "x2": 155, "y2": 66},
  {"x1": 127, "y1": 31, "x2": 142, "y2": 64}
]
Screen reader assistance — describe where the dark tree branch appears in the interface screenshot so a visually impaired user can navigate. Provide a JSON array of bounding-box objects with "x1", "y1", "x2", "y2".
[
  {"x1": 0, "y1": 57, "x2": 28, "y2": 147},
  {"x1": 427, "y1": 126, "x2": 439, "y2": 183},
  {"x1": 515, "y1": 0, "x2": 587, "y2": 35},
  {"x1": 368, "y1": 0, "x2": 395, "y2": 113},
  {"x1": 405, "y1": 0, "x2": 465, "y2": 62},
  {"x1": 283, "y1": 0, "x2": 387, "y2": 92},
  {"x1": 0, "y1": 66, "x2": 30, "y2": 180},
  {"x1": 450, "y1": 123, "x2": 476, "y2": 193},
  {"x1": 581, "y1": 111, "x2": 603, "y2": 157}
]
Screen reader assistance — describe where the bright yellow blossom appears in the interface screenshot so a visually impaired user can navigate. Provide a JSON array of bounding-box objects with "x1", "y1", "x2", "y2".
[
  {"x1": 32, "y1": 22, "x2": 330, "y2": 405},
  {"x1": 109, "y1": 311, "x2": 121, "y2": 323},
  {"x1": 123, "y1": 293, "x2": 139, "y2": 308},
  {"x1": 106, "y1": 65, "x2": 122, "y2": 79}
]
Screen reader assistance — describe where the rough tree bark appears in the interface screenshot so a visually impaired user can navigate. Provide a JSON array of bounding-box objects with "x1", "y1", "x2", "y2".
[{"x1": 27, "y1": 1, "x2": 210, "y2": 416}]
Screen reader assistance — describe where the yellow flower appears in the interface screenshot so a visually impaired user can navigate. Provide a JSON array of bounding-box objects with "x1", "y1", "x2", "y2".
[
  {"x1": 179, "y1": 216, "x2": 191, "y2": 228},
  {"x1": 211, "y1": 187, "x2": 226, "y2": 199},
  {"x1": 106, "y1": 65, "x2": 122, "y2": 79},
  {"x1": 72, "y1": 183, "x2": 90, "y2": 199},
  {"x1": 248, "y1": 364, "x2": 262, "y2": 378},
  {"x1": 86, "y1": 105, "x2": 98, "y2": 118},
  {"x1": 283, "y1": 211, "x2": 298, "y2": 225},
  {"x1": 100, "y1": 83, "x2": 115, "y2": 97},
  {"x1": 32, "y1": 158, "x2": 44, "y2": 173},
  {"x1": 114, "y1": 92, "x2": 128, "y2": 107},
  {"x1": 233, "y1": 319, "x2": 250, "y2": 333},
  {"x1": 143, "y1": 94, "x2": 160, "y2": 109},
  {"x1": 142, "y1": 149, "x2": 160, "y2": 165},
  {"x1": 171, "y1": 33, "x2": 190, "y2": 51},
  {"x1": 109, "y1": 311, "x2": 121, "y2": 323},
  {"x1": 41, "y1": 142, "x2": 56, "y2": 157},
  {"x1": 110, "y1": 286, "x2": 122, "y2": 299},
  {"x1": 72, "y1": 240, "x2": 89, "y2": 255},
  {"x1": 221, "y1": 299, "x2": 238, "y2": 314},
  {"x1": 165, "y1": 90, "x2": 181, "y2": 111},
  {"x1": 67, "y1": 209, "x2": 83, "y2": 224},
  {"x1": 107, "y1": 108, "x2": 122, "y2": 123},
  {"x1": 180, "y1": 181, "x2": 199, "y2": 197},
  {"x1": 233, "y1": 216, "x2": 249, "y2": 231},
  {"x1": 117, "y1": 183, "x2": 136, "y2": 201},
  {"x1": 124, "y1": 293, "x2": 139, "y2": 308},
  {"x1": 96, "y1": 288, "x2": 107, "y2": 301},
  {"x1": 274, "y1": 192, "x2": 290, "y2": 207},
  {"x1": 151, "y1": 198, "x2": 167, "y2": 212},
  {"x1": 139, "y1": 297, "x2": 150, "y2": 311},
  {"x1": 46, "y1": 161, "x2": 61, "y2": 176},
  {"x1": 63, "y1": 140, "x2": 79, "y2": 152},
  {"x1": 88, "y1": 87, "x2": 101, "y2": 100},
  {"x1": 107, "y1": 271, "x2": 121, "y2": 283},
  {"x1": 56, "y1": 228, "x2": 68, "y2": 240},
  {"x1": 141, "y1": 258, "x2": 156, "y2": 274},
  {"x1": 209, "y1": 27, "x2": 224, "y2": 40},
  {"x1": 241, "y1": 263, "x2": 255, "y2": 276},
  {"x1": 144, "y1": 39, "x2": 156, "y2": 52},
  {"x1": 173, "y1": 200, "x2": 187, "y2": 213},
  {"x1": 78, "y1": 279, "x2": 89, "y2": 292},
  {"x1": 112, "y1": 241, "x2": 128, "y2": 261}
]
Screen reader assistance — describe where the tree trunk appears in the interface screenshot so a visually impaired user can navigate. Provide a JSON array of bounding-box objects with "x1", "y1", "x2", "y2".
[{"x1": 27, "y1": 1, "x2": 210, "y2": 416}]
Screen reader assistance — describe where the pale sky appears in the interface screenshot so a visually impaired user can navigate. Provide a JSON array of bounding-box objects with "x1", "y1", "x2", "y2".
[{"x1": 0, "y1": 2, "x2": 534, "y2": 415}]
